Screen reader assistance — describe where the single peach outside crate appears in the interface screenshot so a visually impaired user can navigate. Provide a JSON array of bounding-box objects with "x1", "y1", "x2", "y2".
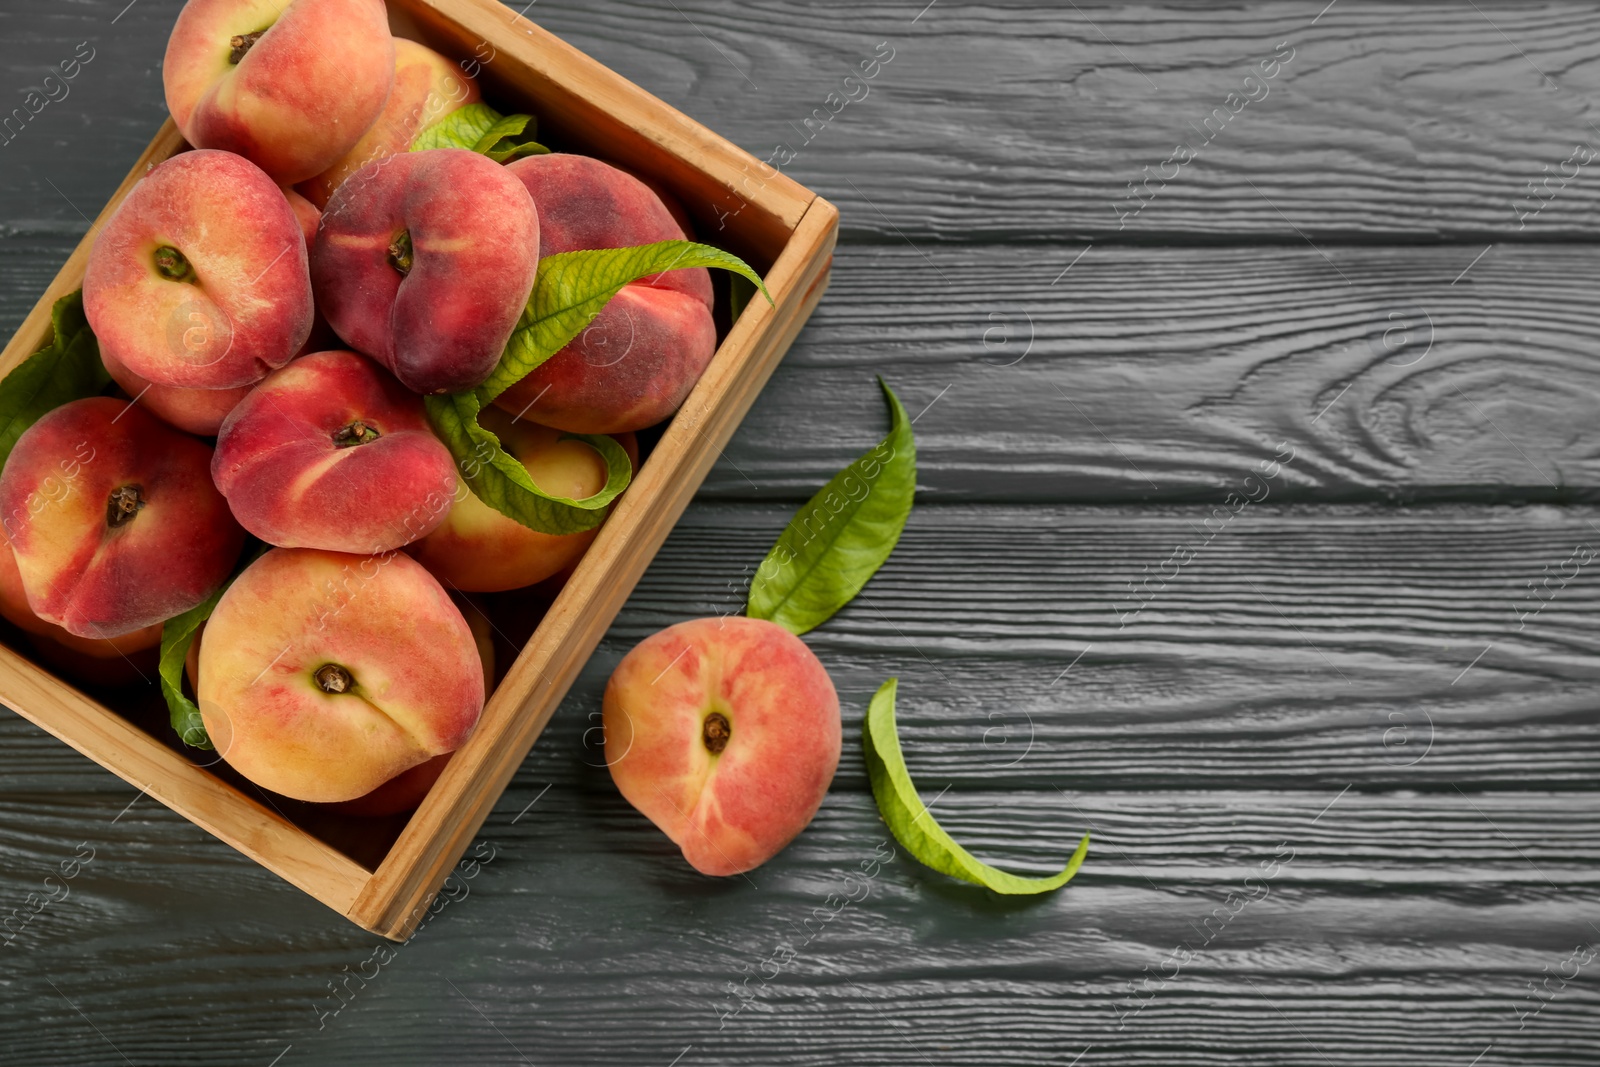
[{"x1": 0, "y1": 0, "x2": 837, "y2": 940}]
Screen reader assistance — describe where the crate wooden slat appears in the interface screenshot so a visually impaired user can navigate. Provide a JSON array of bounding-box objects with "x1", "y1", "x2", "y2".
[{"x1": 0, "y1": 0, "x2": 836, "y2": 940}]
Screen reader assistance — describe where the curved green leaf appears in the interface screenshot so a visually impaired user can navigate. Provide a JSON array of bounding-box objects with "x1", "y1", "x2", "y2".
[
  {"x1": 484, "y1": 241, "x2": 772, "y2": 401},
  {"x1": 159, "y1": 542, "x2": 269, "y2": 749},
  {"x1": 863, "y1": 677, "x2": 1090, "y2": 894},
  {"x1": 471, "y1": 112, "x2": 550, "y2": 163},
  {"x1": 425, "y1": 391, "x2": 632, "y2": 535},
  {"x1": 0, "y1": 290, "x2": 110, "y2": 471},
  {"x1": 426, "y1": 240, "x2": 769, "y2": 536},
  {"x1": 746, "y1": 378, "x2": 914, "y2": 635},
  {"x1": 159, "y1": 586, "x2": 225, "y2": 750},
  {"x1": 411, "y1": 101, "x2": 548, "y2": 160}
]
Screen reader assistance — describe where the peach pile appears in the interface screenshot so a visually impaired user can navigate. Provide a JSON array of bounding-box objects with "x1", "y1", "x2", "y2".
[{"x1": 0, "y1": 0, "x2": 785, "y2": 830}]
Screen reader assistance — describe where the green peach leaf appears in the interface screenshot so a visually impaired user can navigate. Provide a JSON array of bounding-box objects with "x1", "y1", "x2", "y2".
[
  {"x1": 487, "y1": 140, "x2": 551, "y2": 164},
  {"x1": 863, "y1": 677, "x2": 1091, "y2": 894},
  {"x1": 746, "y1": 377, "x2": 914, "y2": 635},
  {"x1": 412, "y1": 102, "x2": 548, "y2": 161},
  {"x1": 158, "y1": 585, "x2": 225, "y2": 750},
  {"x1": 424, "y1": 240, "x2": 769, "y2": 536},
  {"x1": 0, "y1": 290, "x2": 110, "y2": 471},
  {"x1": 411, "y1": 101, "x2": 502, "y2": 151},
  {"x1": 159, "y1": 541, "x2": 270, "y2": 750},
  {"x1": 423, "y1": 391, "x2": 632, "y2": 535},
  {"x1": 471, "y1": 112, "x2": 550, "y2": 163},
  {"x1": 483, "y1": 240, "x2": 773, "y2": 401}
]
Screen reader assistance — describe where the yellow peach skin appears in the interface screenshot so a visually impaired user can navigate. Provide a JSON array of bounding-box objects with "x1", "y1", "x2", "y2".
[
  {"x1": 325, "y1": 593, "x2": 495, "y2": 816},
  {"x1": 408, "y1": 409, "x2": 630, "y2": 592},
  {"x1": 603, "y1": 617, "x2": 841, "y2": 876},
  {"x1": 163, "y1": 0, "x2": 395, "y2": 184},
  {"x1": 186, "y1": 592, "x2": 493, "y2": 816},
  {"x1": 198, "y1": 548, "x2": 484, "y2": 803},
  {"x1": 297, "y1": 38, "x2": 481, "y2": 209}
]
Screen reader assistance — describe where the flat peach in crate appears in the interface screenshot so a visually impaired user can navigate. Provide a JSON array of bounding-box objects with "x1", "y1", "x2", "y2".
[{"x1": 0, "y1": 0, "x2": 835, "y2": 940}]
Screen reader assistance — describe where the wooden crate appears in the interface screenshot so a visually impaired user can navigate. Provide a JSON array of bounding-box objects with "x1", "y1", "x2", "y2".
[{"x1": 0, "y1": 0, "x2": 836, "y2": 940}]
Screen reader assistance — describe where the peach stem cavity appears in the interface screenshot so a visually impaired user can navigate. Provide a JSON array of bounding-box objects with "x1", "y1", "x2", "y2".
[
  {"x1": 152, "y1": 245, "x2": 195, "y2": 284},
  {"x1": 387, "y1": 230, "x2": 414, "y2": 276}
]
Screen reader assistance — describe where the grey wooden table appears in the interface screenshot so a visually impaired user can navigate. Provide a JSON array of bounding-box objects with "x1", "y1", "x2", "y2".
[{"x1": 4, "y1": 1, "x2": 1599, "y2": 1064}]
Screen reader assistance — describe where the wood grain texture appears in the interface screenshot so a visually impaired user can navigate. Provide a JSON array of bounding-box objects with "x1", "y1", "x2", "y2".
[
  {"x1": 4, "y1": 503, "x2": 1598, "y2": 1064},
  {"x1": 598, "y1": 504, "x2": 1600, "y2": 792},
  {"x1": 522, "y1": 0, "x2": 1600, "y2": 243},
  {"x1": 703, "y1": 241, "x2": 1600, "y2": 502},
  {"x1": 2, "y1": 0, "x2": 1598, "y2": 1063},
  {"x1": 2, "y1": 783, "x2": 1595, "y2": 1066},
  {"x1": 11, "y1": 1, "x2": 1600, "y2": 243}
]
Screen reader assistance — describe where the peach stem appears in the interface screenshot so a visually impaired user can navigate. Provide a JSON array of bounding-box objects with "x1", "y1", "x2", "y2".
[
  {"x1": 314, "y1": 664, "x2": 354, "y2": 694},
  {"x1": 702, "y1": 712, "x2": 731, "y2": 754},
  {"x1": 332, "y1": 421, "x2": 381, "y2": 448},
  {"x1": 228, "y1": 30, "x2": 265, "y2": 65},
  {"x1": 106, "y1": 485, "x2": 144, "y2": 528}
]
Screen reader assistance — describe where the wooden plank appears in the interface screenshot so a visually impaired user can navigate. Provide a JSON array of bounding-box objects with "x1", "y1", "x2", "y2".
[
  {"x1": 8, "y1": 787, "x2": 1597, "y2": 913},
  {"x1": 6, "y1": 502, "x2": 1599, "y2": 795},
  {"x1": 595, "y1": 502, "x2": 1600, "y2": 791},
  {"x1": 694, "y1": 242, "x2": 1600, "y2": 501},
  {"x1": 13, "y1": 0, "x2": 1600, "y2": 242},
  {"x1": 3, "y1": 786, "x2": 1595, "y2": 1065}
]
